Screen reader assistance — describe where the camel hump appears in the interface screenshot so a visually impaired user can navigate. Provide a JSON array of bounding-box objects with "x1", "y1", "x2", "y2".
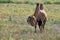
[{"x1": 39, "y1": 10, "x2": 47, "y2": 17}]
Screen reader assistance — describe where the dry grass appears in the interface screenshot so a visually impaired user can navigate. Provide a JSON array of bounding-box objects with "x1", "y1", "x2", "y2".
[{"x1": 0, "y1": 4, "x2": 60, "y2": 40}]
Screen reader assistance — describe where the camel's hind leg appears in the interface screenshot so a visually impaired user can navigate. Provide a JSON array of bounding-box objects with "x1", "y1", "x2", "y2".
[
  {"x1": 38, "y1": 20, "x2": 42, "y2": 33},
  {"x1": 42, "y1": 18, "x2": 46, "y2": 30}
]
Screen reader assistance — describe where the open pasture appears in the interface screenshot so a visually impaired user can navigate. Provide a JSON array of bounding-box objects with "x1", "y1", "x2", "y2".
[{"x1": 0, "y1": 3, "x2": 60, "y2": 40}]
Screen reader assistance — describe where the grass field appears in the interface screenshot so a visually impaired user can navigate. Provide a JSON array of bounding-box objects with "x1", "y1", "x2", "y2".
[
  {"x1": 0, "y1": 3, "x2": 60, "y2": 40},
  {"x1": 1, "y1": 0, "x2": 60, "y2": 4}
]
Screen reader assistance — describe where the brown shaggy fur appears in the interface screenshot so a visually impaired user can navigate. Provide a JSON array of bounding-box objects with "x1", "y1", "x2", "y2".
[{"x1": 27, "y1": 3, "x2": 47, "y2": 33}]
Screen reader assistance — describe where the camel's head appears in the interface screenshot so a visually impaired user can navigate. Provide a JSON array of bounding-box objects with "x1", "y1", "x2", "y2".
[{"x1": 27, "y1": 16, "x2": 36, "y2": 26}]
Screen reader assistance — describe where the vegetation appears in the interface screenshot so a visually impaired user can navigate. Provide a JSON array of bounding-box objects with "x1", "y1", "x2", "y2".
[
  {"x1": 0, "y1": 0, "x2": 60, "y2": 40},
  {"x1": 0, "y1": 0, "x2": 60, "y2": 4},
  {"x1": 0, "y1": 3, "x2": 60, "y2": 40}
]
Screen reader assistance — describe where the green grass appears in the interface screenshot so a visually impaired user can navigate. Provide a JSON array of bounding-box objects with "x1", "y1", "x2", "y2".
[
  {"x1": 1, "y1": 0, "x2": 60, "y2": 4},
  {"x1": 0, "y1": 3, "x2": 60, "y2": 40}
]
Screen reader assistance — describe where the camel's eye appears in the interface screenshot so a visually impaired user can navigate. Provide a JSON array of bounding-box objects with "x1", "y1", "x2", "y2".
[{"x1": 27, "y1": 16, "x2": 32, "y2": 22}]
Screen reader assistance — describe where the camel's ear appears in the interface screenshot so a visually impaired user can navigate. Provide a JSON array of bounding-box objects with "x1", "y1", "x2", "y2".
[{"x1": 33, "y1": 16, "x2": 36, "y2": 20}]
